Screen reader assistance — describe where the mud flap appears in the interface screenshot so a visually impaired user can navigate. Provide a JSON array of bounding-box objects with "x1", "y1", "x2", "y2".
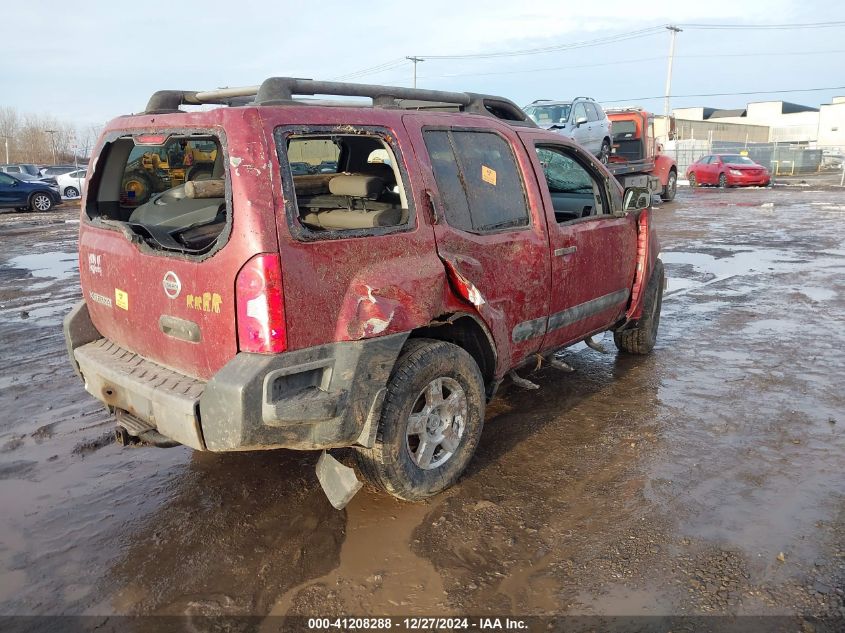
[{"x1": 316, "y1": 451, "x2": 363, "y2": 510}]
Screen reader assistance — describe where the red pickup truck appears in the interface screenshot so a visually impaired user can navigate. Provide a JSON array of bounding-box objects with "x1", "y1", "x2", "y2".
[{"x1": 64, "y1": 78, "x2": 663, "y2": 503}]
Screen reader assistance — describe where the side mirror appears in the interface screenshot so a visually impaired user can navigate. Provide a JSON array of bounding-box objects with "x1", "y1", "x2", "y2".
[
  {"x1": 623, "y1": 187, "x2": 651, "y2": 212},
  {"x1": 575, "y1": 116, "x2": 588, "y2": 127}
]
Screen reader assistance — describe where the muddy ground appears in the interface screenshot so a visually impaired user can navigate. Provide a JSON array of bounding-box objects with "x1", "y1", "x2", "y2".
[{"x1": 0, "y1": 184, "x2": 843, "y2": 626}]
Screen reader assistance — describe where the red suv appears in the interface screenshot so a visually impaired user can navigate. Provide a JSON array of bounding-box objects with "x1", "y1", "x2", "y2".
[{"x1": 64, "y1": 78, "x2": 663, "y2": 502}]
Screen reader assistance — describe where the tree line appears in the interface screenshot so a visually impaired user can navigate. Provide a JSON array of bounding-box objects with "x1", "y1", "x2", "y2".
[{"x1": 0, "y1": 106, "x2": 101, "y2": 166}]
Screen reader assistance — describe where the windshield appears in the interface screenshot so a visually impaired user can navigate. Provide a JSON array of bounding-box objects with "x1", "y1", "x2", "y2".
[
  {"x1": 721, "y1": 155, "x2": 756, "y2": 165},
  {"x1": 524, "y1": 104, "x2": 571, "y2": 126},
  {"x1": 611, "y1": 120, "x2": 637, "y2": 137}
]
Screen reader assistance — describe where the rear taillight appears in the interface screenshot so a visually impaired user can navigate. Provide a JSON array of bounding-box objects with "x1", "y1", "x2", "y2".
[{"x1": 236, "y1": 253, "x2": 286, "y2": 354}]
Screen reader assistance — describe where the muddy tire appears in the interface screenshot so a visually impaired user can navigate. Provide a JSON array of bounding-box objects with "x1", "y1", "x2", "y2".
[
  {"x1": 614, "y1": 259, "x2": 664, "y2": 355},
  {"x1": 661, "y1": 169, "x2": 677, "y2": 201},
  {"x1": 718, "y1": 172, "x2": 728, "y2": 188},
  {"x1": 688, "y1": 172, "x2": 697, "y2": 188},
  {"x1": 354, "y1": 339, "x2": 485, "y2": 501}
]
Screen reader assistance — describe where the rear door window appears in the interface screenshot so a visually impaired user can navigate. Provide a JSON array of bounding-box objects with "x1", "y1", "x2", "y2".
[
  {"x1": 275, "y1": 129, "x2": 412, "y2": 236},
  {"x1": 423, "y1": 129, "x2": 529, "y2": 234}
]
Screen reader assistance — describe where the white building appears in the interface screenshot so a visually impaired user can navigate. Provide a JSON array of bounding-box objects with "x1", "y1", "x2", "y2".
[{"x1": 673, "y1": 97, "x2": 845, "y2": 148}]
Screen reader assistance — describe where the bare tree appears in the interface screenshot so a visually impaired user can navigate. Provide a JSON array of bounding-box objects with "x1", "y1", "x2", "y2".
[{"x1": 0, "y1": 106, "x2": 102, "y2": 165}]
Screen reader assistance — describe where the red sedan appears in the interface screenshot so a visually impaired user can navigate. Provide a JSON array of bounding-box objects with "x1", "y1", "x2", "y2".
[{"x1": 687, "y1": 154, "x2": 771, "y2": 188}]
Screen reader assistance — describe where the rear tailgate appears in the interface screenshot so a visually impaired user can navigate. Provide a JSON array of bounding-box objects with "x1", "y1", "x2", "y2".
[
  {"x1": 79, "y1": 116, "x2": 278, "y2": 381},
  {"x1": 79, "y1": 226, "x2": 238, "y2": 380}
]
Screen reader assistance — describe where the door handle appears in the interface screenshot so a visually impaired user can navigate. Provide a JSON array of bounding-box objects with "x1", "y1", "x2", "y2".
[{"x1": 554, "y1": 246, "x2": 577, "y2": 257}]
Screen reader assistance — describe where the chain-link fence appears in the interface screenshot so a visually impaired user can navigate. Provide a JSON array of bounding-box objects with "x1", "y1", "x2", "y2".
[{"x1": 666, "y1": 139, "x2": 845, "y2": 177}]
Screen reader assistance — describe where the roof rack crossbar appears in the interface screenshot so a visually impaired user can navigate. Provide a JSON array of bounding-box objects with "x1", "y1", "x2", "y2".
[{"x1": 143, "y1": 77, "x2": 535, "y2": 126}]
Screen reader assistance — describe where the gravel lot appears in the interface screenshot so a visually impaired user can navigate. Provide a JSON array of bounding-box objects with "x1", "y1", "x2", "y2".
[{"x1": 0, "y1": 184, "x2": 843, "y2": 627}]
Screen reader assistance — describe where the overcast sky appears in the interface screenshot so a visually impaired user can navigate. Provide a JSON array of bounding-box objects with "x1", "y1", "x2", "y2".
[{"x1": 2, "y1": 0, "x2": 844, "y2": 128}]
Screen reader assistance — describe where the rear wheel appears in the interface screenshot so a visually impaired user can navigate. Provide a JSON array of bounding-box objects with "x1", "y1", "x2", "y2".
[
  {"x1": 614, "y1": 260, "x2": 664, "y2": 355},
  {"x1": 661, "y1": 169, "x2": 677, "y2": 201},
  {"x1": 30, "y1": 193, "x2": 53, "y2": 212},
  {"x1": 718, "y1": 172, "x2": 728, "y2": 188},
  {"x1": 688, "y1": 172, "x2": 697, "y2": 188},
  {"x1": 354, "y1": 339, "x2": 485, "y2": 501},
  {"x1": 64, "y1": 186, "x2": 80, "y2": 198}
]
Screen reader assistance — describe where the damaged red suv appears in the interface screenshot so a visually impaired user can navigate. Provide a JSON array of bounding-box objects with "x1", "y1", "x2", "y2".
[{"x1": 64, "y1": 78, "x2": 663, "y2": 503}]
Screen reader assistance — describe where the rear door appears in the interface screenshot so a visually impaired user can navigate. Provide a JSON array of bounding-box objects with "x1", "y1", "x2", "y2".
[
  {"x1": 520, "y1": 133, "x2": 637, "y2": 350},
  {"x1": 404, "y1": 115, "x2": 552, "y2": 370}
]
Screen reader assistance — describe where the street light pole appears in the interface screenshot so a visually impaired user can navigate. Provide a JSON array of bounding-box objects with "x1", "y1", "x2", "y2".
[
  {"x1": 45, "y1": 129, "x2": 58, "y2": 165},
  {"x1": 664, "y1": 25, "x2": 682, "y2": 122},
  {"x1": 406, "y1": 56, "x2": 424, "y2": 89}
]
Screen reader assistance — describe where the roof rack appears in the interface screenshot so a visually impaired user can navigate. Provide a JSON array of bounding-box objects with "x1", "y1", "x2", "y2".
[{"x1": 144, "y1": 77, "x2": 536, "y2": 127}]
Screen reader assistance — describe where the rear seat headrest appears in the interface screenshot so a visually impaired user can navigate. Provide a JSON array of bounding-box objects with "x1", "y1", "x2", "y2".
[{"x1": 329, "y1": 174, "x2": 384, "y2": 198}]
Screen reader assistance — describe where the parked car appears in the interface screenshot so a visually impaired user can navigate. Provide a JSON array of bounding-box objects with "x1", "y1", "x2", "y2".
[
  {"x1": 523, "y1": 98, "x2": 612, "y2": 163},
  {"x1": 317, "y1": 160, "x2": 338, "y2": 173},
  {"x1": 0, "y1": 163, "x2": 42, "y2": 177},
  {"x1": 57, "y1": 169, "x2": 87, "y2": 198},
  {"x1": 64, "y1": 77, "x2": 662, "y2": 505},
  {"x1": 41, "y1": 165, "x2": 80, "y2": 177},
  {"x1": 686, "y1": 154, "x2": 771, "y2": 188},
  {"x1": 289, "y1": 161, "x2": 314, "y2": 176},
  {"x1": 0, "y1": 172, "x2": 62, "y2": 211},
  {"x1": 8, "y1": 171, "x2": 60, "y2": 190}
]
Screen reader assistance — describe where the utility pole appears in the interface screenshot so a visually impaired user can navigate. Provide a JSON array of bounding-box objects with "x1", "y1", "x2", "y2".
[
  {"x1": 406, "y1": 56, "x2": 424, "y2": 88},
  {"x1": 45, "y1": 129, "x2": 58, "y2": 165},
  {"x1": 664, "y1": 25, "x2": 682, "y2": 123}
]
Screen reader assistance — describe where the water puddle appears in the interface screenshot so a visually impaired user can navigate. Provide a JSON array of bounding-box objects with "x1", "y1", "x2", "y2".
[{"x1": 5, "y1": 251, "x2": 77, "y2": 280}]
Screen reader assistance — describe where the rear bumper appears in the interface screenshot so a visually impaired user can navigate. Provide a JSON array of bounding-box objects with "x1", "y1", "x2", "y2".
[{"x1": 64, "y1": 300, "x2": 408, "y2": 451}]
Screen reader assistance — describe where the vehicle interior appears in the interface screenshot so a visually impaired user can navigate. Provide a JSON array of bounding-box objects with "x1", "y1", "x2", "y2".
[
  {"x1": 536, "y1": 147, "x2": 606, "y2": 222},
  {"x1": 285, "y1": 134, "x2": 409, "y2": 231}
]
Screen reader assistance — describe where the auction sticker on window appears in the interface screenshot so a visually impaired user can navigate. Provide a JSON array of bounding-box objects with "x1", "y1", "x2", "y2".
[
  {"x1": 115, "y1": 288, "x2": 129, "y2": 310},
  {"x1": 481, "y1": 165, "x2": 497, "y2": 186}
]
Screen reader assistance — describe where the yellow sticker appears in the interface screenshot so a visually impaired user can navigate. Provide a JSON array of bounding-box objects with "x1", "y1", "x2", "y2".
[
  {"x1": 115, "y1": 288, "x2": 129, "y2": 310},
  {"x1": 481, "y1": 165, "x2": 497, "y2": 186},
  {"x1": 186, "y1": 292, "x2": 222, "y2": 313}
]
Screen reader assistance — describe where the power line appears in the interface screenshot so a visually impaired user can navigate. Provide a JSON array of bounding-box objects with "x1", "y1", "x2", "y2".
[
  {"x1": 599, "y1": 85, "x2": 845, "y2": 104},
  {"x1": 387, "y1": 49, "x2": 845, "y2": 83},
  {"x1": 331, "y1": 20, "x2": 845, "y2": 81},
  {"x1": 417, "y1": 26, "x2": 665, "y2": 59},
  {"x1": 679, "y1": 20, "x2": 845, "y2": 30},
  {"x1": 332, "y1": 58, "x2": 407, "y2": 81}
]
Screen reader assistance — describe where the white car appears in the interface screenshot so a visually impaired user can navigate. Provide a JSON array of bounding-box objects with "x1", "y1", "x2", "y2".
[
  {"x1": 57, "y1": 169, "x2": 86, "y2": 199},
  {"x1": 523, "y1": 97, "x2": 612, "y2": 163}
]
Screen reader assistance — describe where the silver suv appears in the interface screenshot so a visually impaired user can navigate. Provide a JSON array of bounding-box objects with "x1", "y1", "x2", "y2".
[{"x1": 523, "y1": 98, "x2": 612, "y2": 163}]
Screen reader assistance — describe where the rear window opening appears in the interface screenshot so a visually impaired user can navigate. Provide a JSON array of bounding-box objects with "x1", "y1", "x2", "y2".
[
  {"x1": 278, "y1": 132, "x2": 411, "y2": 235},
  {"x1": 86, "y1": 132, "x2": 228, "y2": 255}
]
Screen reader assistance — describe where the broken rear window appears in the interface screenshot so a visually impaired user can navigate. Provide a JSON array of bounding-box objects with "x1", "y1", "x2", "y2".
[
  {"x1": 86, "y1": 132, "x2": 228, "y2": 255},
  {"x1": 276, "y1": 131, "x2": 411, "y2": 235}
]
